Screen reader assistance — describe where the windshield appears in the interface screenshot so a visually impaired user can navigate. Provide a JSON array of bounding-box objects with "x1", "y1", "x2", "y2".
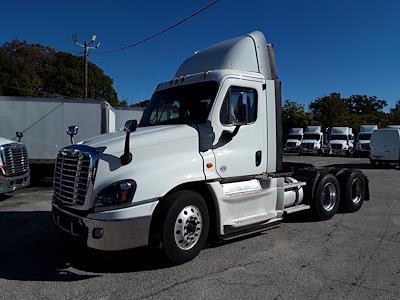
[
  {"x1": 304, "y1": 133, "x2": 320, "y2": 140},
  {"x1": 288, "y1": 134, "x2": 302, "y2": 140},
  {"x1": 330, "y1": 134, "x2": 347, "y2": 140},
  {"x1": 358, "y1": 133, "x2": 371, "y2": 140},
  {"x1": 140, "y1": 81, "x2": 218, "y2": 127}
]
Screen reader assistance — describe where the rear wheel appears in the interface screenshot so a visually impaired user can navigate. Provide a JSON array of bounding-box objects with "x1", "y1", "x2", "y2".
[
  {"x1": 312, "y1": 174, "x2": 340, "y2": 220},
  {"x1": 342, "y1": 171, "x2": 365, "y2": 212},
  {"x1": 153, "y1": 190, "x2": 209, "y2": 265}
]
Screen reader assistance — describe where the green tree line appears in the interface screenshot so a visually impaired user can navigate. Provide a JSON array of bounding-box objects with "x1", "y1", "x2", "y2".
[
  {"x1": 283, "y1": 93, "x2": 400, "y2": 139},
  {"x1": 0, "y1": 40, "x2": 119, "y2": 104}
]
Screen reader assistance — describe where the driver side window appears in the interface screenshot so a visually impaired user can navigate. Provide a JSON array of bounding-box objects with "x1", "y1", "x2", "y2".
[{"x1": 220, "y1": 86, "x2": 257, "y2": 125}]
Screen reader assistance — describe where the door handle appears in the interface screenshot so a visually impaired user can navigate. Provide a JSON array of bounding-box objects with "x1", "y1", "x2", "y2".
[{"x1": 255, "y1": 150, "x2": 262, "y2": 167}]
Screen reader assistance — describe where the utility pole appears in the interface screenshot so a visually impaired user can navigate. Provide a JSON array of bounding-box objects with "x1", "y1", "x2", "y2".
[{"x1": 72, "y1": 34, "x2": 100, "y2": 99}]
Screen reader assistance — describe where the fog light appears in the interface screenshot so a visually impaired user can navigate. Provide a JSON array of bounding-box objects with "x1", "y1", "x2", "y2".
[{"x1": 93, "y1": 228, "x2": 104, "y2": 239}]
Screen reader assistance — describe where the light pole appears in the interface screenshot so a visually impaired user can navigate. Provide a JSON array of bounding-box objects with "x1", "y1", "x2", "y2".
[{"x1": 72, "y1": 34, "x2": 100, "y2": 99}]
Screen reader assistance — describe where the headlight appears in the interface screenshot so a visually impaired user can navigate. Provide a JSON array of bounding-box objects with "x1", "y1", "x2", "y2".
[{"x1": 94, "y1": 179, "x2": 136, "y2": 211}]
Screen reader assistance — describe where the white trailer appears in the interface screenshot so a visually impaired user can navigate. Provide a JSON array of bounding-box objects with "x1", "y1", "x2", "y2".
[
  {"x1": 284, "y1": 128, "x2": 303, "y2": 153},
  {"x1": 300, "y1": 126, "x2": 324, "y2": 154},
  {"x1": 370, "y1": 128, "x2": 400, "y2": 167},
  {"x1": 0, "y1": 96, "x2": 116, "y2": 164},
  {"x1": 327, "y1": 127, "x2": 354, "y2": 156},
  {"x1": 52, "y1": 31, "x2": 370, "y2": 265},
  {"x1": 355, "y1": 124, "x2": 377, "y2": 157},
  {"x1": 114, "y1": 107, "x2": 144, "y2": 131}
]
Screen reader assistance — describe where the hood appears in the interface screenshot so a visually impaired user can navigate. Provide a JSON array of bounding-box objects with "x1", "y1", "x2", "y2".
[
  {"x1": 0, "y1": 136, "x2": 18, "y2": 146},
  {"x1": 329, "y1": 140, "x2": 347, "y2": 145},
  {"x1": 302, "y1": 139, "x2": 318, "y2": 143},
  {"x1": 80, "y1": 125, "x2": 199, "y2": 155}
]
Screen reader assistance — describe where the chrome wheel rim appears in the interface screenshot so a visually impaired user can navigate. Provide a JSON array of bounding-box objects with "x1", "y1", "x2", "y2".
[
  {"x1": 351, "y1": 178, "x2": 363, "y2": 204},
  {"x1": 322, "y1": 182, "x2": 337, "y2": 211},
  {"x1": 174, "y1": 205, "x2": 202, "y2": 250}
]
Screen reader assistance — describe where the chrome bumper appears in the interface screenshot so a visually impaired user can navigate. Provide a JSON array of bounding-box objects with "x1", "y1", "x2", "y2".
[
  {"x1": 52, "y1": 203, "x2": 154, "y2": 251},
  {"x1": 0, "y1": 171, "x2": 30, "y2": 194}
]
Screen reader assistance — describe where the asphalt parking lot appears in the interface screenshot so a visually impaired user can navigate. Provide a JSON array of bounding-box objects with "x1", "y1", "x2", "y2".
[{"x1": 0, "y1": 155, "x2": 399, "y2": 299}]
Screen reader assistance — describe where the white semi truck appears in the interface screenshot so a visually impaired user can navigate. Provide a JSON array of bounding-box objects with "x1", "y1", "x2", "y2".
[
  {"x1": 327, "y1": 127, "x2": 354, "y2": 156},
  {"x1": 52, "y1": 32, "x2": 370, "y2": 264},
  {"x1": 355, "y1": 124, "x2": 377, "y2": 157},
  {"x1": 0, "y1": 134, "x2": 30, "y2": 194},
  {"x1": 284, "y1": 128, "x2": 303, "y2": 153},
  {"x1": 300, "y1": 126, "x2": 325, "y2": 154}
]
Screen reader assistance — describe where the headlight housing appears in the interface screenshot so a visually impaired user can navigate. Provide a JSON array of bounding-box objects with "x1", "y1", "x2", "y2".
[{"x1": 94, "y1": 179, "x2": 136, "y2": 211}]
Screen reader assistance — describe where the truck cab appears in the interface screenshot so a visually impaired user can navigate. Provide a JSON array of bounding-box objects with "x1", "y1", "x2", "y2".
[
  {"x1": 284, "y1": 128, "x2": 303, "y2": 153},
  {"x1": 52, "y1": 32, "x2": 369, "y2": 265},
  {"x1": 355, "y1": 124, "x2": 377, "y2": 157},
  {"x1": 0, "y1": 136, "x2": 30, "y2": 194},
  {"x1": 327, "y1": 127, "x2": 354, "y2": 156},
  {"x1": 300, "y1": 126, "x2": 324, "y2": 154}
]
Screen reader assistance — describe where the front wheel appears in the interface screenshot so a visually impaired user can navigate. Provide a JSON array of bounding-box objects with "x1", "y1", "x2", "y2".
[
  {"x1": 312, "y1": 174, "x2": 341, "y2": 220},
  {"x1": 155, "y1": 190, "x2": 209, "y2": 265}
]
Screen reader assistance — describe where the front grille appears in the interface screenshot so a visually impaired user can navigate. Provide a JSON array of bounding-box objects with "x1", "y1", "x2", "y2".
[
  {"x1": 331, "y1": 144, "x2": 343, "y2": 150},
  {"x1": 1, "y1": 143, "x2": 29, "y2": 176},
  {"x1": 302, "y1": 143, "x2": 314, "y2": 149},
  {"x1": 53, "y1": 149, "x2": 92, "y2": 207},
  {"x1": 361, "y1": 143, "x2": 370, "y2": 150}
]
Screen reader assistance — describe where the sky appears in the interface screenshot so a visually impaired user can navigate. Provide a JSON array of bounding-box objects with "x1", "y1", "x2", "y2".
[{"x1": 1, "y1": 0, "x2": 399, "y2": 109}]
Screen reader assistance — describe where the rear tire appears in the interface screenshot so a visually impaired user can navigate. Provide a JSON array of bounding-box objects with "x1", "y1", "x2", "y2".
[
  {"x1": 153, "y1": 190, "x2": 209, "y2": 265},
  {"x1": 341, "y1": 171, "x2": 365, "y2": 213},
  {"x1": 312, "y1": 174, "x2": 340, "y2": 220}
]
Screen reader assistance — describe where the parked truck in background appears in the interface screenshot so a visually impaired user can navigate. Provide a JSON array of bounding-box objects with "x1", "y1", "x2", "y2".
[
  {"x1": 0, "y1": 97, "x2": 116, "y2": 166},
  {"x1": 284, "y1": 127, "x2": 303, "y2": 153},
  {"x1": 114, "y1": 106, "x2": 144, "y2": 130},
  {"x1": 0, "y1": 134, "x2": 30, "y2": 194},
  {"x1": 370, "y1": 128, "x2": 400, "y2": 168},
  {"x1": 355, "y1": 124, "x2": 377, "y2": 157},
  {"x1": 51, "y1": 31, "x2": 370, "y2": 265},
  {"x1": 300, "y1": 126, "x2": 325, "y2": 154},
  {"x1": 327, "y1": 127, "x2": 354, "y2": 156}
]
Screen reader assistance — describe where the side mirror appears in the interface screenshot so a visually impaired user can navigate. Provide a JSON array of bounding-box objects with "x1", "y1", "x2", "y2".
[
  {"x1": 121, "y1": 120, "x2": 137, "y2": 165},
  {"x1": 67, "y1": 125, "x2": 79, "y2": 144},
  {"x1": 16, "y1": 132, "x2": 23, "y2": 142},
  {"x1": 124, "y1": 120, "x2": 138, "y2": 133}
]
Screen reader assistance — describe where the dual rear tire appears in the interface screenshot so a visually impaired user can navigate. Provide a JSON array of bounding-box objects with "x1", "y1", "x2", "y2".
[{"x1": 312, "y1": 171, "x2": 365, "y2": 220}]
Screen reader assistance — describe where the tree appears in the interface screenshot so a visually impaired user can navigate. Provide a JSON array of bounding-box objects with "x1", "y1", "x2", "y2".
[
  {"x1": 282, "y1": 100, "x2": 314, "y2": 138},
  {"x1": 389, "y1": 99, "x2": 400, "y2": 124},
  {"x1": 0, "y1": 40, "x2": 120, "y2": 104},
  {"x1": 309, "y1": 92, "x2": 349, "y2": 128}
]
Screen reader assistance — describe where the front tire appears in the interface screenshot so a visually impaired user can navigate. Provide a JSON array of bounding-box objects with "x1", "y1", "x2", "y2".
[
  {"x1": 156, "y1": 190, "x2": 209, "y2": 265},
  {"x1": 312, "y1": 174, "x2": 341, "y2": 220}
]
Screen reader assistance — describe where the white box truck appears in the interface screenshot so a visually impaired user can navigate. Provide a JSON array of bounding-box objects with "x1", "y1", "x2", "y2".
[
  {"x1": 327, "y1": 127, "x2": 354, "y2": 156},
  {"x1": 0, "y1": 134, "x2": 30, "y2": 194},
  {"x1": 355, "y1": 124, "x2": 377, "y2": 157},
  {"x1": 370, "y1": 128, "x2": 400, "y2": 167},
  {"x1": 0, "y1": 96, "x2": 116, "y2": 165},
  {"x1": 114, "y1": 107, "x2": 144, "y2": 131},
  {"x1": 300, "y1": 126, "x2": 325, "y2": 154},
  {"x1": 52, "y1": 31, "x2": 370, "y2": 265},
  {"x1": 284, "y1": 128, "x2": 303, "y2": 153}
]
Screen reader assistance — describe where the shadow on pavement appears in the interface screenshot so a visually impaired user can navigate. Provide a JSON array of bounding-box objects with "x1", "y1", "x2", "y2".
[{"x1": 0, "y1": 211, "x2": 169, "y2": 282}]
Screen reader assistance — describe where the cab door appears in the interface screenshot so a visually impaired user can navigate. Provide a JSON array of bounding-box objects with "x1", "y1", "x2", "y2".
[{"x1": 211, "y1": 78, "x2": 267, "y2": 178}]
